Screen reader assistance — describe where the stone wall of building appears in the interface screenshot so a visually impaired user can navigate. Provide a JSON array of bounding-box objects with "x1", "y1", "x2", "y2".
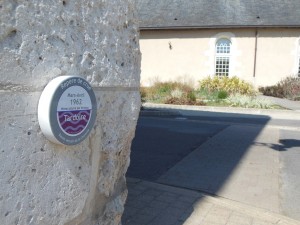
[{"x1": 0, "y1": 1, "x2": 140, "y2": 224}]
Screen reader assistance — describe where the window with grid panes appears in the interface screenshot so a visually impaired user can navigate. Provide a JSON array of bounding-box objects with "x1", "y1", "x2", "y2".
[{"x1": 215, "y1": 38, "x2": 231, "y2": 76}]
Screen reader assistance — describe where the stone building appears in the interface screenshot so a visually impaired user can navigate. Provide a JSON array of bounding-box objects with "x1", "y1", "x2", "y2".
[
  {"x1": 0, "y1": 1, "x2": 140, "y2": 224},
  {"x1": 136, "y1": 0, "x2": 300, "y2": 87}
]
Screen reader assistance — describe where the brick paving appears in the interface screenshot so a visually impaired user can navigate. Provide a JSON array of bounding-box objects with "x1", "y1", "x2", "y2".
[
  {"x1": 157, "y1": 125, "x2": 281, "y2": 213},
  {"x1": 122, "y1": 178, "x2": 300, "y2": 225}
]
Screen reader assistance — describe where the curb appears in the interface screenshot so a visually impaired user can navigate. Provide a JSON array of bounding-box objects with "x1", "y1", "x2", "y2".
[
  {"x1": 140, "y1": 106, "x2": 181, "y2": 116},
  {"x1": 141, "y1": 103, "x2": 300, "y2": 120}
]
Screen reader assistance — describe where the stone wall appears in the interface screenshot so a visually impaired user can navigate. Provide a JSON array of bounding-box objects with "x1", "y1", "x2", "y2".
[{"x1": 0, "y1": 1, "x2": 140, "y2": 224}]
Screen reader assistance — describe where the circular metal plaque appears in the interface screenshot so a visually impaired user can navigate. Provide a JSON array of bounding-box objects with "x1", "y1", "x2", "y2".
[{"x1": 38, "y1": 76, "x2": 97, "y2": 145}]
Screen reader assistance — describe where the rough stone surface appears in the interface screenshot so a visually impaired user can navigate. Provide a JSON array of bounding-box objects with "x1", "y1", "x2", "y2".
[{"x1": 0, "y1": 1, "x2": 140, "y2": 225}]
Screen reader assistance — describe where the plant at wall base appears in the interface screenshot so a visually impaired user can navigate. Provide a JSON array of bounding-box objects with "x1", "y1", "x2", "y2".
[
  {"x1": 258, "y1": 84, "x2": 284, "y2": 98},
  {"x1": 259, "y1": 77, "x2": 300, "y2": 101},
  {"x1": 170, "y1": 88, "x2": 184, "y2": 98},
  {"x1": 198, "y1": 76, "x2": 256, "y2": 96},
  {"x1": 282, "y1": 77, "x2": 300, "y2": 100},
  {"x1": 165, "y1": 88, "x2": 203, "y2": 105},
  {"x1": 226, "y1": 94, "x2": 274, "y2": 109},
  {"x1": 187, "y1": 91, "x2": 197, "y2": 102},
  {"x1": 197, "y1": 76, "x2": 256, "y2": 105},
  {"x1": 141, "y1": 77, "x2": 280, "y2": 108},
  {"x1": 164, "y1": 91, "x2": 204, "y2": 106},
  {"x1": 217, "y1": 90, "x2": 228, "y2": 99},
  {"x1": 141, "y1": 81, "x2": 197, "y2": 104},
  {"x1": 140, "y1": 87, "x2": 147, "y2": 103},
  {"x1": 194, "y1": 89, "x2": 228, "y2": 105}
]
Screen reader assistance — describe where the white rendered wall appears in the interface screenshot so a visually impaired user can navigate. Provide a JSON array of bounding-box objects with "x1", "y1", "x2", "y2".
[
  {"x1": 0, "y1": 1, "x2": 140, "y2": 225},
  {"x1": 139, "y1": 28, "x2": 300, "y2": 88}
]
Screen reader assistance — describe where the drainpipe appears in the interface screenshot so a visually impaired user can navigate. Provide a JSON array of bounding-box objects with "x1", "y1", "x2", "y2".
[{"x1": 253, "y1": 29, "x2": 258, "y2": 78}]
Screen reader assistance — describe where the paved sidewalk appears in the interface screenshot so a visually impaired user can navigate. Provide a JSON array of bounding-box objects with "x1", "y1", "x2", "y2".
[
  {"x1": 157, "y1": 125, "x2": 281, "y2": 213},
  {"x1": 122, "y1": 178, "x2": 300, "y2": 225},
  {"x1": 258, "y1": 96, "x2": 300, "y2": 111},
  {"x1": 124, "y1": 99, "x2": 300, "y2": 224}
]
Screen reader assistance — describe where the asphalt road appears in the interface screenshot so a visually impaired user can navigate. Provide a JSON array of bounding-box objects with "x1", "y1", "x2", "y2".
[
  {"x1": 127, "y1": 111, "x2": 280, "y2": 181},
  {"x1": 127, "y1": 117, "x2": 228, "y2": 180}
]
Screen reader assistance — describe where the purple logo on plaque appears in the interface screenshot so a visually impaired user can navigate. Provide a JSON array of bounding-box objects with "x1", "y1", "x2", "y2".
[
  {"x1": 57, "y1": 110, "x2": 91, "y2": 135},
  {"x1": 38, "y1": 76, "x2": 96, "y2": 145}
]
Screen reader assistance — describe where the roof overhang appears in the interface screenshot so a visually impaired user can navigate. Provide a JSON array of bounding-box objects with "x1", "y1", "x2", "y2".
[{"x1": 139, "y1": 25, "x2": 300, "y2": 31}]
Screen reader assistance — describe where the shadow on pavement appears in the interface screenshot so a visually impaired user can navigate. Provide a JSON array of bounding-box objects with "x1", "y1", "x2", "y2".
[
  {"x1": 126, "y1": 117, "x2": 228, "y2": 181},
  {"x1": 122, "y1": 109, "x2": 278, "y2": 225},
  {"x1": 255, "y1": 139, "x2": 300, "y2": 151},
  {"x1": 279, "y1": 139, "x2": 300, "y2": 151}
]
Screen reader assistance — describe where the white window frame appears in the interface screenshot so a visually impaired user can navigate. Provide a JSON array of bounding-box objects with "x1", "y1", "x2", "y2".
[{"x1": 215, "y1": 38, "x2": 231, "y2": 77}]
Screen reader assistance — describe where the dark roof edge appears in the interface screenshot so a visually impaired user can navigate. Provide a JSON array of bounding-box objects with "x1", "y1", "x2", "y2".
[{"x1": 139, "y1": 25, "x2": 300, "y2": 30}]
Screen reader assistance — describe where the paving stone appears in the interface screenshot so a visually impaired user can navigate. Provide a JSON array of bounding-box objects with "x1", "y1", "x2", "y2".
[
  {"x1": 157, "y1": 125, "x2": 282, "y2": 214},
  {"x1": 155, "y1": 194, "x2": 178, "y2": 203},
  {"x1": 200, "y1": 222, "x2": 225, "y2": 225},
  {"x1": 227, "y1": 213, "x2": 253, "y2": 225},
  {"x1": 139, "y1": 206, "x2": 165, "y2": 216},
  {"x1": 147, "y1": 214, "x2": 180, "y2": 225},
  {"x1": 163, "y1": 207, "x2": 187, "y2": 218},
  {"x1": 126, "y1": 199, "x2": 150, "y2": 209},
  {"x1": 126, "y1": 213, "x2": 155, "y2": 225},
  {"x1": 171, "y1": 200, "x2": 193, "y2": 210},
  {"x1": 252, "y1": 220, "x2": 273, "y2": 225},
  {"x1": 148, "y1": 200, "x2": 170, "y2": 209},
  {"x1": 209, "y1": 205, "x2": 232, "y2": 217},
  {"x1": 138, "y1": 194, "x2": 155, "y2": 203},
  {"x1": 127, "y1": 188, "x2": 144, "y2": 197},
  {"x1": 122, "y1": 206, "x2": 139, "y2": 219},
  {"x1": 177, "y1": 195, "x2": 199, "y2": 204},
  {"x1": 145, "y1": 188, "x2": 163, "y2": 197},
  {"x1": 203, "y1": 212, "x2": 230, "y2": 224},
  {"x1": 179, "y1": 207, "x2": 195, "y2": 222},
  {"x1": 124, "y1": 104, "x2": 300, "y2": 225}
]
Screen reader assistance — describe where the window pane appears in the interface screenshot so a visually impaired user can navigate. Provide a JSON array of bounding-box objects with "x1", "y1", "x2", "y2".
[
  {"x1": 215, "y1": 38, "x2": 231, "y2": 76},
  {"x1": 215, "y1": 57, "x2": 229, "y2": 76},
  {"x1": 216, "y1": 38, "x2": 231, "y2": 54}
]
